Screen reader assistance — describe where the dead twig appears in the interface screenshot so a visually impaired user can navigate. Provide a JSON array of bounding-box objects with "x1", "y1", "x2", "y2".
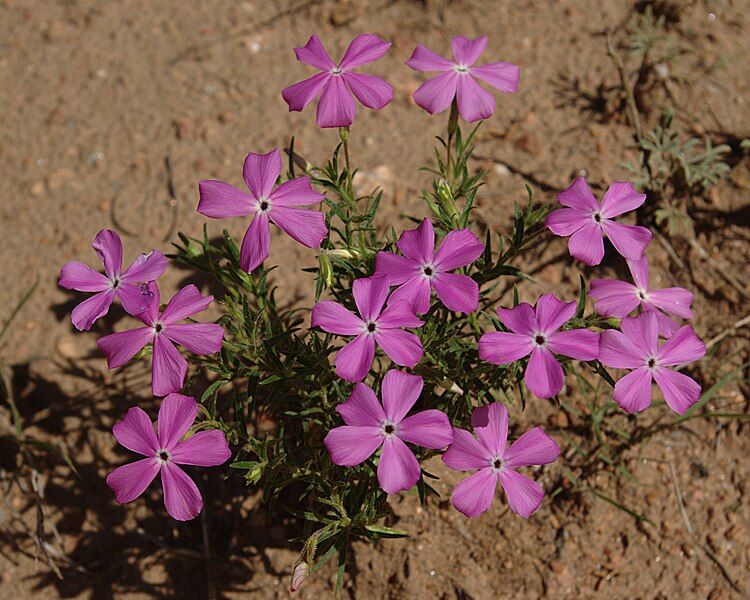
[
  {"x1": 688, "y1": 238, "x2": 747, "y2": 299},
  {"x1": 162, "y1": 156, "x2": 179, "y2": 243}
]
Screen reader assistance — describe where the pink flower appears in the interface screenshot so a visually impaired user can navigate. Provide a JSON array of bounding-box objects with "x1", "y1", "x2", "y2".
[
  {"x1": 311, "y1": 276, "x2": 424, "y2": 382},
  {"x1": 443, "y1": 403, "x2": 559, "y2": 518},
  {"x1": 324, "y1": 371, "x2": 453, "y2": 494},
  {"x1": 599, "y1": 311, "x2": 706, "y2": 415},
  {"x1": 590, "y1": 256, "x2": 693, "y2": 337},
  {"x1": 281, "y1": 34, "x2": 393, "y2": 128},
  {"x1": 479, "y1": 294, "x2": 599, "y2": 398},
  {"x1": 545, "y1": 177, "x2": 652, "y2": 266},
  {"x1": 97, "y1": 284, "x2": 224, "y2": 396},
  {"x1": 106, "y1": 393, "x2": 231, "y2": 521},
  {"x1": 198, "y1": 148, "x2": 327, "y2": 273},
  {"x1": 374, "y1": 219, "x2": 484, "y2": 314},
  {"x1": 406, "y1": 35, "x2": 520, "y2": 122},
  {"x1": 59, "y1": 229, "x2": 167, "y2": 331}
]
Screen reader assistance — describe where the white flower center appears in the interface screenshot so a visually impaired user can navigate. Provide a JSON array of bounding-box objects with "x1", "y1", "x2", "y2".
[
  {"x1": 636, "y1": 288, "x2": 649, "y2": 301},
  {"x1": 109, "y1": 276, "x2": 121, "y2": 290},
  {"x1": 381, "y1": 420, "x2": 398, "y2": 438},
  {"x1": 421, "y1": 263, "x2": 436, "y2": 279},
  {"x1": 454, "y1": 64, "x2": 470, "y2": 74},
  {"x1": 330, "y1": 67, "x2": 344, "y2": 76},
  {"x1": 257, "y1": 197, "x2": 271, "y2": 212},
  {"x1": 592, "y1": 211, "x2": 603, "y2": 224},
  {"x1": 490, "y1": 456, "x2": 506, "y2": 472},
  {"x1": 532, "y1": 332, "x2": 547, "y2": 347},
  {"x1": 364, "y1": 321, "x2": 378, "y2": 335},
  {"x1": 646, "y1": 355, "x2": 658, "y2": 370},
  {"x1": 156, "y1": 449, "x2": 171, "y2": 463},
  {"x1": 153, "y1": 321, "x2": 164, "y2": 335}
]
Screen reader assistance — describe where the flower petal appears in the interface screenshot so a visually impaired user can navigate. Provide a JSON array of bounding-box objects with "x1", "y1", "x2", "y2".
[
  {"x1": 122, "y1": 250, "x2": 168, "y2": 284},
  {"x1": 535, "y1": 294, "x2": 576, "y2": 334},
  {"x1": 412, "y1": 71, "x2": 459, "y2": 115},
  {"x1": 470, "y1": 61, "x2": 520, "y2": 93},
  {"x1": 197, "y1": 180, "x2": 255, "y2": 218},
  {"x1": 164, "y1": 323, "x2": 224, "y2": 355},
  {"x1": 161, "y1": 462, "x2": 203, "y2": 521},
  {"x1": 568, "y1": 221, "x2": 605, "y2": 266},
  {"x1": 598, "y1": 329, "x2": 647, "y2": 369},
  {"x1": 498, "y1": 468, "x2": 544, "y2": 519},
  {"x1": 525, "y1": 346, "x2": 564, "y2": 399},
  {"x1": 478, "y1": 331, "x2": 533, "y2": 364},
  {"x1": 434, "y1": 228, "x2": 484, "y2": 270},
  {"x1": 269, "y1": 206, "x2": 327, "y2": 248},
  {"x1": 503, "y1": 428, "x2": 560, "y2": 468},
  {"x1": 374, "y1": 252, "x2": 420, "y2": 286},
  {"x1": 455, "y1": 74, "x2": 494, "y2": 122},
  {"x1": 398, "y1": 409, "x2": 453, "y2": 449},
  {"x1": 339, "y1": 34, "x2": 391, "y2": 69},
  {"x1": 342, "y1": 72, "x2": 393, "y2": 110},
  {"x1": 71, "y1": 289, "x2": 115, "y2": 331},
  {"x1": 335, "y1": 334, "x2": 376, "y2": 382},
  {"x1": 316, "y1": 76, "x2": 356, "y2": 128},
  {"x1": 268, "y1": 177, "x2": 324, "y2": 207},
  {"x1": 656, "y1": 325, "x2": 705, "y2": 366},
  {"x1": 470, "y1": 402, "x2": 508, "y2": 457},
  {"x1": 375, "y1": 329, "x2": 423, "y2": 368},
  {"x1": 170, "y1": 430, "x2": 231, "y2": 466},
  {"x1": 106, "y1": 458, "x2": 160, "y2": 505},
  {"x1": 377, "y1": 436, "x2": 420, "y2": 494},
  {"x1": 353, "y1": 275, "x2": 390, "y2": 321},
  {"x1": 381, "y1": 369, "x2": 423, "y2": 423},
  {"x1": 557, "y1": 177, "x2": 598, "y2": 210},
  {"x1": 157, "y1": 393, "x2": 198, "y2": 450},
  {"x1": 451, "y1": 35, "x2": 487, "y2": 66},
  {"x1": 397, "y1": 219, "x2": 435, "y2": 264},
  {"x1": 653, "y1": 368, "x2": 701, "y2": 415},
  {"x1": 324, "y1": 425, "x2": 383, "y2": 466},
  {"x1": 546, "y1": 329, "x2": 599, "y2": 361},
  {"x1": 650, "y1": 307, "x2": 681, "y2": 338},
  {"x1": 496, "y1": 302, "x2": 537, "y2": 335},
  {"x1": 432, "y1": 272, "x2": 479, "y2": 313},
  {"x1": 97, "y1": 327, "x2": 153, "y2": 369},
  {"x1": 386, "y1": 277, "x2": 432, "y2": 314},
  {"x1": 451, "y1": 468, "x2": 497, "y2": 517},
  {"x1": 545, "y1": 208, "x2": 591, "y2": 237},
  {"x1": 336, "y1": 383, "x2": 386, "y2": 427},
  {"x1": 118, "y1": 283, "x2": 155, "y2": 316},
  {"x1": 589, "y1": 279, "x2": 640, "y2": 317},
  {"x1": 599, "y1": 182, "x2": 646, "y2": 218},
  {"x1": 311, "y1": 300, "x2": 364, "y2": 335},
  {"x1": 240, "y1": 212, "x2": 271, "y2": 273},
  {"x1": 377, "y1": 300, "x2": 423, "y2": 329},
  {"x1": 406, "y1": 45, "x2": 454, "y2": 71},
  {"x1": 243, "y1": 149, "x2": 281, "y2": 200},
  {"x1": 92, "y1": 229, "x2": 123, "y2": 278},
  {"x1": 620, "y1": 312, "x2": 658, "y2": 357},
  {"x1": 113, "y1": 406, "x2": 159, "y2": 456},
  {"x1": 59, "y1": 261, "x2": 109, "y2": 292},
  {"x1": 648, "y1": 287, "x2": 693, "y2": 320},
  {"x1": 601, "y1": 221, "x2": 652, "y2": 261},
  {"x1": 442, "y1": 428, "x2": 491, "y2": 470},
  {"x1": 293, "y1": 35, "x2": 335, "y2": 70},
  {"x1": 160, "y1": 285, "x2": 213, "y2": 324},
  {"x1": 613, "y1": 367, "x2": 653, "y2": 413},
  {"x1": 151, "y1": 335, "x2": 188, "y2": 397},
  {"x1": 281, "y1": 72, "x2": 331, "y2": 112}
]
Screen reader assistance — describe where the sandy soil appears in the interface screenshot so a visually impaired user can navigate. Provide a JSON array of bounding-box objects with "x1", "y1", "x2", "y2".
[{"x1": 1, "y1": 0, "x2": 749, "y2": 598}]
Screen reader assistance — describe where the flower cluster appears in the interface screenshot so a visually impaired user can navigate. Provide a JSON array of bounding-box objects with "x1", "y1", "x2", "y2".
[{"x1": 58, "y1": 32, "x2": 709, "y2": 591}]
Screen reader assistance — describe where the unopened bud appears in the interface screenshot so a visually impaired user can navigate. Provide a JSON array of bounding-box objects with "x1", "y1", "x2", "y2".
[
  {"x1": 327, "y1": 248, "x2": 361, "y2": 260},
  {"x1": 437, "y1": 379, "x2": 463, "y2": 395},
  {"x1": 290, "y1": 561, "x2": 309, "y2": 594},
  {"x1": 436, "y1": 179, "x2": 458, "y2": 221},
  {"x1": 186, "y1": 243, "x2": 202, "y2": 258},
  {"x1": 319, "y1": 254, "x2": 333, "y2": 287}
]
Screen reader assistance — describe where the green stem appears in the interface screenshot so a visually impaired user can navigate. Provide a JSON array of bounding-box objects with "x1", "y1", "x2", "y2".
[{"x1": 446, "y1": 99, "x2": 458, "y2": 185}]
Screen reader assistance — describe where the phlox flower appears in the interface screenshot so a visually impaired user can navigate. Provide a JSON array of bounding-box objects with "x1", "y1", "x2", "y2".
[
  {"x1": 374, "y1": 218, "x2": 484, "y2": 314},
  {"x1": 406, "y1": 35, "x2": 520, "y2": 122},
  {"x1": 324, "y1": 371, "x2": 453, "y2": 494},
  {"x1": 443, "y1": 403, "x2": 559, "y2": 518},
  {"x1": 545, "y1": 177, "x2": 652, "y2": 266},
  {"x1": 479, "y1": 294, "x2": 599, "y2": 398},
  {"x1": 282, "y1": 34, "x2": 393, "y2": 128},
  {"x1": 97, "y1": 284, "x2": 224, "y2": 396},
  {"x1": 599, "y1": 311, "x2": 706, "y2": 415},
  {"x1": 311, "y1": 276, "x2": 423, "y2": 382},
  {"x1": 59, "y1": 229, "x2": 167, "y2": 331},
  {"x1": 198, "y1": 148, "x2": 326, "y2": 273},
  {"x1": 590, "y1": 255, "x2": 693, "y2": 338},
  {"x1": 106, "y1": 393, "x2": 231, "y2": 521}
]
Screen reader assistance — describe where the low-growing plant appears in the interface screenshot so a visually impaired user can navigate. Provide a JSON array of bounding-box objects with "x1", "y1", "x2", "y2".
[{"x1": 56, "y1": 34, "x2": 710, "y2": 593}]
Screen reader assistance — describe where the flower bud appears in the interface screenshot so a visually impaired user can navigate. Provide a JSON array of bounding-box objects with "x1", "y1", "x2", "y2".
[
  {"x1": 290, "y1": 561, "x2": 309, "y2": 594},
  {"x1": 327, "y1": 248, "x2": 361, "y2": 260},
  {"x1": 436, "y1": 179, "x2": 458, "y2": 221},
  {"x1": 319, "y1": 254, "x2": 333, "y2": 287}
]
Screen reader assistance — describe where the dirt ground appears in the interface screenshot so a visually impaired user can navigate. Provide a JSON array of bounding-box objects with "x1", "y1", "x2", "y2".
[{"x1": 1, "y1": 0, "x2": 749, "y2": 598}]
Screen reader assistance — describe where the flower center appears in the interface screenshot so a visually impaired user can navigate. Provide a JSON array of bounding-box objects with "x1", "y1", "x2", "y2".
[
  {"x1": 154, "y1": 322, "x2": 164, "y2": 334},
  {"x1": 534, "y1": 333, "x2": 547, "y2": 346},
  {"x1": 455, "y1": 64, "x2": 470, "y2": 74},
  {"x1": 258, "y1": 198, "x2": 270, "y2": 212},
  {"x1": 422, "y1": 264, "x2": 435, "y2": 278},
  {"x1": 381, "y1": 421, "x2": 397, "y2": 437},
  {"x1": 111, "y1": 277, "x2": 121, "y2": 289},
  {"x1": 592, "y1": 211, "x2": 602, "y2": 224},
  {"x1": 330, "y1": 67, "x2": 343, "y2": 76},
  {"x1": 647, "y1": 356, "x2": 657, "y2": 369},
  {"x1": 637, "y1": 288, "x2": 648, "y2": 301},
  {"x1": 157, "y1": 449, "x2": 171, "y2": 462},
  {"x1": 491, "y1": 456, "x2": 505, "y2": 472},
  {"x1": 366, "y1": 321, "x2": 378, "y2": 334}
]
